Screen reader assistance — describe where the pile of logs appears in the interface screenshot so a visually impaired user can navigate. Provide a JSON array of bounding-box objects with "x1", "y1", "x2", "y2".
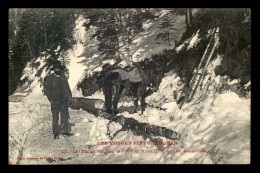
[{"x1": 69, "y1": 97, "x2": 181, "y2": 141}]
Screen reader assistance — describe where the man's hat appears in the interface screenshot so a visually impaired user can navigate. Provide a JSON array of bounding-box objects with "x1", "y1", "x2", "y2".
[{"x1": 50, "y1": 60, "x2": 65, "y2": 70}]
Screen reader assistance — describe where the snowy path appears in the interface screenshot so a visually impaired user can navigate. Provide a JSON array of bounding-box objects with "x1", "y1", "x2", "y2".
[
  {"x1": 14, "y1": 105, "x2": 161, "y2": 164},
  {"x1": 10, "y1": 93, "x2": 250, "y2": 164},
  {"x1": 16, "y1": 107, "x2": 101, "y2": 164}
]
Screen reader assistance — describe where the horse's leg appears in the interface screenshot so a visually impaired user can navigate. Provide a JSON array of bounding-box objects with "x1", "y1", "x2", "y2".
[
  {"x1": 131, "y1": 83, "x2": 139, "y2": 113},
  {"x1": 140, "y1": 86, "x2": 147, "y2": 114},
  {"x1": 133, "y1": 97, "x2": 138, "y2": 113},
  {"x1": 103, "y1": 85, "x2": 113, "y2": 114},
  {"x1": 112, "y1": 84, "x2": 124, "y2": 115},
  {"x1": 140, "y1": 95, "x2": 146, "y2": 114}
]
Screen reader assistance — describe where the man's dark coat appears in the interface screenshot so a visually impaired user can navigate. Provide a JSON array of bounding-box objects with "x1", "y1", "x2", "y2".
[
  {"x1": 44, "y1": 73, "x2": 72, "y2": 135},
  {"x1": 45, "y1": 73, "x2": 72, "y2": 102}
]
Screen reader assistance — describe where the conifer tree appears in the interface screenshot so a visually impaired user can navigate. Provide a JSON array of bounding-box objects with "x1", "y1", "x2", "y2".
[
  {"x1": 155, "y1": 9, "x2": 178, "y2": 47},
  {"x1": 9, "y1": 8, "x2": 78, "y2": 95},
  {"x1": 172, "y1": 8, "x2": 193, "y2": 29},
  {"x1": 82, "y1": 8, "x2": 156, "y2": 62}
]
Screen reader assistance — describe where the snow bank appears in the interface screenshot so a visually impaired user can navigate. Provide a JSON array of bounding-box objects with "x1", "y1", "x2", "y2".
[
  {"x1": 66, "y1": 16, "x2": 87, "y2": 92},
  {"x1": 118, "y1": 60, "x2": 128, "y2": 68},
  {"x1": 9, "y1": 101, "x2": 50, "y2": 164},
  {"x1": 103, "y1": 59, "x2": 116, "y2": 65},
  {"x1": 146, "y1": 70, "x2": 183, "y2": 107},
  {"x1": 143, "y1": 21, "x2": 153, "y2": 30},
  {"x1": 116, "y1": 59, "x2": 250, "y2": 163},
  {"x1": 85, "y1": 117, "x2": 112, "y2": 145},
  {"x1": 212, "y1": 92, "x2": 250, "y2": 122},
  {"x1": 187, "y1": 30, "x2": 200, "y2": 50},
  {"x1": 175, "y1": 41, "x2": 187, "y2": 53}
]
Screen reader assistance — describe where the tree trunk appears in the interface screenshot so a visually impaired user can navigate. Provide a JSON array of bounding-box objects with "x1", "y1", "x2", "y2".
[
  {"x1": 26, "y1": 37, "x2": 33, "y2": 59},
  {"x1": 43, "y1": 15, "x2": 47, "y2": 49},
  {"x1": 127, "y1": 9, "x2": 133, "y2": 62},
  {"x1": 185, "y1": 9, "x2": 189, "y2": 28},
  {"x1": 167, "y1": 31, "x2": 171, "y2": 46},
  {"x1": 127, "y1": 33, "x2": 133, "y2": 62},
  {"x1": 185, "y1": 8, "x2": 192, "y2": 28},
  {"x1": 69, "y1": 97, "x2": 181, "y2": 141},
  {"x1": 118, "y1": 10, "x2": 123, "y2": 59},
  {"x1": 188, "y1": 8, "x2": 193, "y2": 25}
]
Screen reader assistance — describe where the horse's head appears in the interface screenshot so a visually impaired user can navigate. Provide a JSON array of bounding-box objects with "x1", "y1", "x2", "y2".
[
  {"x1": 136, "y1": 59, "x2": 164, "y2": 91},
  {"x1": 145, "y1": 67, "x2": 163, "y2": 91}
]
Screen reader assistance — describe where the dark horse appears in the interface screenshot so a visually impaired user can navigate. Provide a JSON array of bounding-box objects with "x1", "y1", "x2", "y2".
[{"x1": 102, "y1": 63, "x2": 163, "y2": 115}]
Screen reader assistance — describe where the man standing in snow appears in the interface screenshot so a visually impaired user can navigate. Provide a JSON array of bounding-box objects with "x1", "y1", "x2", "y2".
[{"x1": 45, "y1": 60, "x2": 72, "y2": 139}]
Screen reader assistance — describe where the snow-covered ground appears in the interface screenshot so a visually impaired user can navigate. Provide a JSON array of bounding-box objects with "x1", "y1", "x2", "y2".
[
  {"x1": 76, "y1": 53, "x2": 251, "y2": 164},
  {"x1": 9, "y1": 71, "x2": 250, "y2": 164}
]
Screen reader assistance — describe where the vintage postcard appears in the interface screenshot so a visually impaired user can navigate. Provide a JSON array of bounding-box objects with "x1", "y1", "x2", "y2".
[{"x1": 8, "y1": 8, "x2": 251, "y2": 164}]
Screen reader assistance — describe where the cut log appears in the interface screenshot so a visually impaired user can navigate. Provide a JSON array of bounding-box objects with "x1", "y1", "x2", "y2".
[
  {"x1": 69, "y1": 97, "x2": 104, "y2": 115},
  {"x1": 69, "y1": 97, "x2": 181, "y2": 140}
]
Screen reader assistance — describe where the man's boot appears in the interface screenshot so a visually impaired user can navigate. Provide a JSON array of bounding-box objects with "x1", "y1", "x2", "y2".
[
  {"x1": 106, "y1": 108, "x2": 113, "y2": 114},
  {"x1": 113, "y1": 107, "x2": 119, "y2": 115},
  {"x1": 54, "y1": 134, "x2": 59, "y2": 139}
]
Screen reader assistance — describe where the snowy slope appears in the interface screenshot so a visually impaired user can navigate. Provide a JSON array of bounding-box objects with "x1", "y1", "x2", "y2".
[
  {"x1": 79, "y1": 9, "x2": 196, "y2": 76},
  {"x1": 115, "y1": 55, "x2": 250, "y2": 163}
]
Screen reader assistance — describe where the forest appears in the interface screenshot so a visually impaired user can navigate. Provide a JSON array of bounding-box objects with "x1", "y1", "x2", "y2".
[{"x1": 9, "y1": 8, "x2": 251, "y2": 97}]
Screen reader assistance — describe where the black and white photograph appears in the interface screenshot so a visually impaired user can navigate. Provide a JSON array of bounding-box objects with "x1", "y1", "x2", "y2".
[{"x1": 8, "y1": 8, "x2": 251, "y2": 164}]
